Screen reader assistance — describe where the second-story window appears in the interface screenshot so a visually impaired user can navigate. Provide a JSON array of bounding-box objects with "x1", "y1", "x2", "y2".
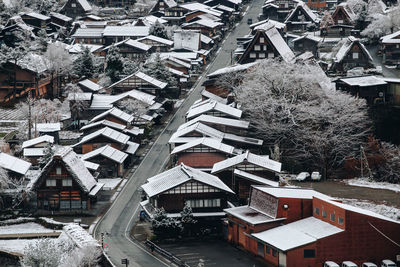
[{"x1": 56, "y1": 167, "x2": 62, "y2": 175}]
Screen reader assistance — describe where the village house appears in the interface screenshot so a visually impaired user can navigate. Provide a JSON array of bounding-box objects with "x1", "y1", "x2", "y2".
[
  {"x1": 161, "y1": 55, "x2": 192, "y2": 75},
  {"x1": 30, "y1": 147, "x2": 102, "y2": 213},
  {"x1": 88, "y1": 107, "x2": 135, "y2": 127},
  {"x1": 170, "y1": 137, "x2": 242, "y2": 170},
  {"x1": 91, "y1": 0, "x2": 136, "y2": 7},
  {"x1": 186, "y1": 99, "x2": 242, "y2": 120},
  {"x1": 204, "y1": 0, "x2": 242, "y2": 11},
  {"x1": 0, "y1": 21, "x2": 34, "y2": 47},
  {"x1": 140, "y1": 163, "x2": 235, "y2": 224},
  {"x1": 50, "y1": 12, "x2": 73, "y2": 28},
  {"x1": 284, "y1": 2, "x2": 320, "y2": 33},
  {"x1": 0, "y1": 152, "x2": 31, "y2": 180},
  {"x1": 71, "y1": 28, "x2": 104, "y2": 45},
  {"x1": 181, "y1": 19, "x2": 224, "y2": 37},
  {"x1": 292, "y1": 35, "x2": 321, "y2": 58},
  {"x1": 137, "y1": 35, "x2": 174, "y2": 52},
  {"x1": 20, "y1": 12, "x2": 50, "y2": 32},
  {"x1": 100, "y1": 39, "x2": 153, "y2": 60},
  {"x1": 260, "y1": 0, "x2": 300, "y2": 22},
  {"x1": 237, "y1": 27, "x2": 295, "y2": 64},
  {"x1": 78, "y1": 79, "x2": 102, "y2": 93},
  {"x1": 35, "y1": 123, "x2": 61, "y2": 143},
  {"x1": 102, "y1": 26, "x2": 150, "y2": 45},
  {"x1": 211, "y1": 151, "x2": 282, "y2": 203},
  {"x1": 22, "y1": 135, "x2": 55, "y2": 165},
  {"x1": 380, "y1": 30, "x2": 400, "y2": 65},
  {"x1": 330, "y1": 36, "x2": 374, "y2": 74},
  {"x1": 61, "y1": 0, "x2": 93, "y2": 19},
  {"x1": 322, "y1": 2, "x2": 356, "y2": 37},
  {"x1": 150, "y1": 0, "x2": 178, "y2": 15},
  {"x1": 250, "y1": 19, "x2": 286, "y2": 36}
]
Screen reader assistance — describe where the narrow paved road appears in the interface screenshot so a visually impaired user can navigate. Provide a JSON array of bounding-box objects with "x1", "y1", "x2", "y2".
[{"x1": 93, "y1": 1, "x2": 264, "y2": 266}]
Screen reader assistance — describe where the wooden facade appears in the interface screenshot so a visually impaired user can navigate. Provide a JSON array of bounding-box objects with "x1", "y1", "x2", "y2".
[
  {"x1": 107, "y1": 72, "x2": 167, "y2": 96},
  {"x1": 331, "y1": 3, "x2": 355, "y2": 26},
  {"x1": 284, "y1": 3, "x2": 319, "y2": 32},
  {"x1": 61, "y1": 0, "x2": 92, "y2": 19},
  {"x1": 381, "y1": 31, "x2": 400, "y2": 65}
]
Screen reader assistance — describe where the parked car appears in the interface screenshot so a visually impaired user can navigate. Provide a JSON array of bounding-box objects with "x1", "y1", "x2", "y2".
[
  {"x1": 311, "y1": 171, "x2": 321, "y2": 181},
  {"x1": 296, "y1": 172, "x2": 310, "y2": 181},
  {"x1": 362, "y1": 263, "x2": 377, "y2": 267},
  {"x1": 247, "y1": 18, "x2": 252, "y2": 24},
  {"x1": 381, "y1": 260, "x2": 396, "y2": 267},
  {"x1": 324, "y1": 262, "x2": 340, "y2": 267},
  {"x1": 342, "y1": 261, "x2": 358, "y2": 267}
]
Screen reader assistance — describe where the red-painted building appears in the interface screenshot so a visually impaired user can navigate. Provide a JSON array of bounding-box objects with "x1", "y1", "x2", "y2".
[{"x1": 225, "y1": 186, "x2": 400, "y2": 266}]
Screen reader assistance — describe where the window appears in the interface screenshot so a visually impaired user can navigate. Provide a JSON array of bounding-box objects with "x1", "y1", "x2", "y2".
[
  {"x1": 304, "y1": 249, "x2": 315, "y2": 258},
  {"x1": 272, "y1": 249, "x2": 277, "y2": 257},
  {"x1": 268, "y1": 53, "x2": 274, "y2": 58},
  {"x1": 330, "y1": 213, "x2": 335, "y2": 222},
  {"x1": 322, "y1": 210, "x2": 327, "y2": 218},
  {"x1": 259, "y1": 53, "x2": 265, "y2": 58},
  {"x1": 314, "y1": 207, "x2": 319, "y2": 215},
  {"x1": 46, "y1": 179, "x2": 56, "y2": 187},
  {"x1": 338, "y1": 19, "x2": 343, "y2": 24},
  {"x1": 266, "y1": 246, "x2": 270, "y2": 254},
  {"x1": 250, "y1": 53, "x2": 256, "y2": 58},
  {"x1": 257, "y1": 242, "x2": 264, "y2": 256},
  {"x1": 298, "y1": 43, "x2": 303, "y2": 48},
  {"x1": 259, "y1": 37, "x2": 264, "y2": 43},
  {"x1": 71, "y1": 3, "x2": 76, "y2": 7},
  {"x1": 62, "y1": 179, "x2": 72, "y2": 187},
  {"x1": 254, "y1": 45, "x2": 261, "y2": 51},
  {"x1": 56, "y1": 167, "x2": 62, "y2": 175},
  {"x1": 352, "y1": 52, "x2": 359, "y2": 59},
  {"x1": 338, "y1": 217, "x2": 344, "y2": 225}
]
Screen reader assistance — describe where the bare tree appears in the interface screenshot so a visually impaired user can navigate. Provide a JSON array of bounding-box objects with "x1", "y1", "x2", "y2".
[
  {"x1": 234, "y1": 59, "x2": 370, "y2": 179},
  {"x1": 117, "y1": 98, "x2": 148, "y2": 125}
]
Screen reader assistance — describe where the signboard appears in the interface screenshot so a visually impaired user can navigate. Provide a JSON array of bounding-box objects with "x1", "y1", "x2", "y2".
[{"x1": 121, "y1": 259, "x2": 129, "y2": 264}]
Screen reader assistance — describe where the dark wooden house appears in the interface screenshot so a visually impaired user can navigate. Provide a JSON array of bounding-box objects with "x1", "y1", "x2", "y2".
[
  {"x1": 91, "y1": 0, "x2": 136, "y2": 7},
  {"x1": 137, "y1": 35, "x2": 174, "y2": 52},
  {"x1": 22, "y1": 135, "x2": 55, "y2": 165},
  {"x1": 20, "y1": 12, "x2": 50, "y2": 31},
  {"x1": 30, "y1": 147, "x2": 101, "y2": 212},
  {"x1": 292, "y1": 35, "x2": 320, "y2": 58},
  {"x1": 0, "y1": 152, "x2": 31, "y2": 180},
  {"x1": 61, "y1": 0, "x2": 93, "y2": 19},
  {"x1": 260, "y1": 0, "x2": 300, "y2": 22},
  {"x1": 100, "y1": 39, "x2": 153, "y2": 60},
  {"x1": 331, "y1": 3, "x2": 355, "y2": 26},
  {"x1": 380, "y1": 30, "x2": 400, "y2": 65},
  {"x1": 284, "y1": 2, "x2": 320, "y2": 33}
]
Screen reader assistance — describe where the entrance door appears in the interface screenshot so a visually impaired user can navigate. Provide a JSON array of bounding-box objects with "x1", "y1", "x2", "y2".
[{"x1": 278, "y1": 251, "x2": 286, "y2": 267}]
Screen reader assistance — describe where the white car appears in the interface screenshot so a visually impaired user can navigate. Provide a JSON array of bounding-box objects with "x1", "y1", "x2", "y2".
[
  {"x1": 311, "y1": 171, "x2": 321, "y2": 181},
  {"x1": 296, "y1": 172, "x2": 310, "y2": 181}
]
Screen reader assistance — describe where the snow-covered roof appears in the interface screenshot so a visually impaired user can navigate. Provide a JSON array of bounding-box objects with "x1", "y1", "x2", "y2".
[
  {"x1": 234, "y1": 169, "x2": 279, "y2": 187},
  {"x1": 83, "y1": 160, "x2": 99, "y2": 171},
  {"x1": 72, "y1": 28, "x2": 104, "y2": 38},
  {"x1": 200, "y1": 34, "x2": 213, "y2": 44},
  {"x1": 163, "y1": 0, "x2": 178, "y2": 8},
  {"x1": 137, "y1": 35, "x2": 174, "y2": 46},
  {"x1": 160, "y1": 55, "x2": 192, "y2": 69},
  {"x1": 207, "y1": 62, "x2": 258, "y2": 78},
  {"x1": 78, "y1": 79, "x2": 102, "y2": 92},
  {"x1": 253, "y1": 19, "x2": 286, "y2": 31},
  {"x1": 201, "y1": 90, "x2": 228, "y2": 104},
  {"x1": 90, "y1": 90, "x2": 156, "y2": 110},
  {"x1": 67, "y1": 92, "x2": 92, "y2": 101},
  {"x1": 68, "y1": 44, "x2": 103, "y2": 54},
  {"x1": 142, "y1": 15, "x2": 168, "y2": 25},
  {"x1": 285, "y1": 2, "x2": 319, "y2": 24},
  {"x1": 214, "y1": 4, "x2": 234, "y2": 13},
  {"x1": 180, "y1": 3, "x2": 223, "y2": 17},
  {"x1": 317, "y1": 197, "x2": 400, "y2": 224},
  {"x1": 142, "y1": 163, "x2": 234, "y2": 197},
  {"x1": 18, "y1": 53, "x2": 50, "y2": 74},
  {"x1": 380, "y1": 30, "x2": 400, "y2": 44},
  {"x1": 125, "y1": 141, "x2": 140, "y2": 155},
  {"x1": 81, "y1": 145, "x2": 128, "y2": 164},
  {"x1": 103, "y1": 39, "x2": 152, "y2": 52},
  {"x1": 36, "y1": 123, "x2": 61, "y2": 132},
  {"x1": 178, "y1": 115, "x2": 250, "y2": 131},
  {"x1": 22, "y1": 135, "x2": 54, "y2": 149},
  {"x1": 90, "y1": 107, "x2": 134, "y2": 124},
  {"x1": 171, "y1": 137, "x2": 237, "y2": 155},
  {"x1": 183, "y1": 19, "x2": 223, "y2": 29},
  {"x1": 171, "y1": 122, "x2": 224, "y2": 143},
  {"x1": 77, "y1": 0, "x2": 92, "y2": 12},
  {"x1": 336, "y1": 2, "x2": 356, "y2": 23},
  {"x1": 252, "y1": 216, "x2": 344, "y2": 251},
  {"x1": 0, "y1": 152, "x2": 31, "y2": 175},
  {"x1": 292, "y1": 34, "x2": 321, "y2": 43},
  {"x1": 25, "y1": 12, "x2": 50, "y2": 21},
  {"x1": 224, "y1": 205, "x2": 279, "y2": 225},
  {"x1": 102, "y1": 26, "x2": 150, "y2": 37},
  {"x1": 186, "y1": 99, "x2": 242, "y2": 120},
  {"x1": 23, "y1": 148, "x2": 45, "y2": 157},
  {"x1": 334, "y1": 37, "x2": 373, "y2": 63},
  {"x1": 212, "y1": 151, "x2": 281, "y2": 174},
  {"x1": 74, "y1": 127, "x2": 130, "y2": 146},
  {"x1": 50, "y1": 12, "x2": 72, "y2": 22},
  {"x1": 108, "y1": 71, "x2": 167, "y2": 90},
  {"x1": 253, "y1": 186, "x2": 330, "y2": 200},
  {"x1": 264, "y1": 26, "x2": 295, "y2": 63},
  {"x1": 80, "y1": 119, "x2": 126, "y2": 132},
  {"x1": 340, "y1": 76, "x2": 387, "y2": 87},
  {"x1": 167, "y1": 67, "x2": 189, "y2": 77},
  {"x1": 124, "y1": 127, "x2": 145, "y2": 136},
  {"x1": 63, "y1": 224, "x2": 99, "y2": 249}
]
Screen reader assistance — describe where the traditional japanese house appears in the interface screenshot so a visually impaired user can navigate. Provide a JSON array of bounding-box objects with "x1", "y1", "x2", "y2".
[
  {"x1": 292, "y1": 35, "x2": 321, "y2": 58},
  {"x1": 211, "y1": 151, "x2": 282, "y2": 202},
  {"x1": 102, "y1": 26, "x2": 150, "y2": 45},
  {"x1": 331, "y1": 3, "x2": 355, "y2": 26},
  {"x1": 22, "y1": 135, "x2": 55, "y2": 165},
  {"x1": 181, "y1": 19, "x2": 223, "y2": 37},
  {"x1": 78, "y1": 79, "x2": 102, "y2": 93},
  {"x1": 204, "y1": 0, "x2": 242, "y2": 11},
  {"x1": 106, "y1": 71, "x2": 167, "y2": 96},
  {"x1": 186, "y1": 99, "x2": 242, "y2": 120},
  {"x1": 171, "y1": 137, "x2": 242, "y2": 170},
  {"x1": 237, "y1": 27, "x2": 295, "y2": 64},
  {"x1": 178, "y1": 115, "x2": 250, "y2": 135},
  {"x1": 36, "y1": 123, "x2": 61, "y2": 143},
  {"x1": 61, "y1": 0, "x2": 93, "y2": 19},
  {"x1": 140, "y1": 163, "x2": 235, "y2": 223},
  {"x1": 330, "y1": 36, "x2": 374, "y2": 73},
  {"x1": 72, "y1": 126, "x2": 130, "y2": 154},
  {"x1": 162, "y1": 55, "x2": 192, "y2": 74},
  {"x1": 201, "y1": 89, "x2": 228, "y2": 104},
  {"x1": 137, "y1": 35, "x2": 174, "y2": 52},
  {"x1": 0, "y1": 152, "x2": 31, "y2": 180},
  {"x1": 50, "y1": 12, "x2": 73, "y2": 28},
  {"x1": 30, "y1": 147, "x2": 101, "y2": 213},
  {"x1": 100, "y1": 39, "x2": 152, "y2": 60},
  {"x1": 150, "y1": 0, "x2": 178, "y2": 14},
  {"x1": 260, "y1": 0, "x2": 300, "y2": 22},
  {"x1": 81, "y1": 145, "x2": 128, "y2": 177},
  {"x1": 250, "y1": 19, "x2": 286, "y2": 36},
  {"x1": 91, "y1": 0, "x2": 136, "y2": 7},
  {"x1": 380, "y1": 30, "x2": 400, "y2": 65},
  {"x1": 304, "y1": 0, "x2": 326, "y2": 10},
  {"x1": 20, "y1": 12, "x2": 50, "y2": 31},
  {"x1": 71, "y1": 27, "x2": 104, "y2": 45},
  {"x1": 284, "y1": 2, "x2": 320, "y2": 33},
  {"x1": 89, "y1": 107, "x2": 135, "y2": 127}
]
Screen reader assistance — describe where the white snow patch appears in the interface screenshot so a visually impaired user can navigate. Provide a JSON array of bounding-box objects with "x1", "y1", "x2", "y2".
[
  {"x1": 0, "y1": 222, "x2": 60, "y2": 235},
  {"x1": 346, "y1": 178, "x2": 400, "y2": 193},
  {"x1": 340, "y1": 198, "x2": 400, "y2": 221},
  {"x1": 0, "y1": 239, "x2": 40, "y2": 254}
]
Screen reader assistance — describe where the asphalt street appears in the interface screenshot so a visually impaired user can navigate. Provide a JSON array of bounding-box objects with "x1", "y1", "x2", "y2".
[{"x1": 93, "y1": 0, "x2": 265, "y2": 266}]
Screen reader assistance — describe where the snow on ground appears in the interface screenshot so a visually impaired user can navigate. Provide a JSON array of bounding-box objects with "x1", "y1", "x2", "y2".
[
  {"x1": 0, "y1": 222, "x2": 61, "y2": 235},
  {"x1": 174, "y1": 99, "x2": 185, "y2": 109},
  {"x1": 346, "y1": 178, "x2": 400, "y2": 193},
  {"x1": 0, "y1": 239, "x2": 41, "y2": 254},
  {"x1": 341, "y1": 198, "x2": 400, "y2": 221}
]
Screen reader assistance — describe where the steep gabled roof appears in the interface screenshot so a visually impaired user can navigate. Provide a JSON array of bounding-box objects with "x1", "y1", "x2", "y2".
[
  {"x1": 32, "y1": 147, "x2": 96, "y2": 193},
  {"x1": 186, "y1": 99, "x2": 242, "y2": 120},
  {"x1": 380, "y1": 30, "x2": 400, "y2": 44},
  {"x1": 285, "y1": 2, "x2": 319, "y2": 24},
  {"x1": 334, "y1": 36, "x2": 373, "y2": 63},
  {"x1": 73, "y1": 127, "x2": 130, "y2": 147},
  {"x1": 81, "y1": 145, "x2": 128, "y2": 164},
  {"x1": 0, "y1": 152, "x2": 31, "y2": 175},
  {"x1": 22, "y1": 135, "x2": 54, "y2": 149},
  {"x1": 212, "y1": 150, "x2": 282, "y2": 174},
  {"x1": 142, "y1": 163, "x2": 234, "y2": 197},
  {"x1": 332, "y1": 3, "x2": 356, "y2": 24}
]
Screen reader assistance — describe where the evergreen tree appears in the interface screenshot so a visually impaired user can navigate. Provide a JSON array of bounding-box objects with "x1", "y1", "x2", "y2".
[
  {"x1": 72, "y1": 47, "x2": 94, "y2": 79},
  {"x1": 149, "y1": 21, "x2": 168, "y2": 39},
  {"x1": 180, "y1": 204, "x2": 197, "y2": 236},
  {"x1": 105, "y1": 45, "x2": 123, "y2": 83},
  {"x1": 36, "y1": 28, "x2": 48, "y2": 52},
  {"x1": 152, "y1": 208, "x2": 183, "y2": 239},
  {"x1": 38, "y1": 144, "x2": 54, "y2": 168},
  {"x1": 144, "y1": 53, "x2": 177, "y2": 88}
]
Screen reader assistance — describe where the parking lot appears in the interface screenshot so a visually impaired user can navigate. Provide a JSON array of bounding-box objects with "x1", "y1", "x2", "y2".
[{"x1": 159, "y1": 239, "x2": 269, "y2": 267}]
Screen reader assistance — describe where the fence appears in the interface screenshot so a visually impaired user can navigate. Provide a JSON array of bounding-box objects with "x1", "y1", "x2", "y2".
[{"x1": 144, "y1": 240, "x2": 190, "y2": 267}]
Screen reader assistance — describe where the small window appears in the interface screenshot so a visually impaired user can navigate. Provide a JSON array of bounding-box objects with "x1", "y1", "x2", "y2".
[
  {"x1": 352, "y1": 52, "x2": 359, "y2": 59},
  {"x1": 268, "y1": 53, "x2": 274, "y2": 58},
  {"x1": 322, "y1": 210, "x2": 327, "y2": 218},
  {"x1": 330, "y1": 213, "x2": 335, "y2": 222},
  {"x1": 62, "y1": 179, "x2": 72, "y2": 187},
  {"x1": 254, "y1": 45, "x2": 261, "y2": 51},
  {"x1": 259, "y1": 37, "x2": 264, "y2": 43},
  {"x1": 71, "y1": 3, "x2": 76, "y2": 7},
  {"x1": 46, "y1": 179, "x2": 56, "y2": 187},
  {"x1": 304, "y1": 249, "x2": 315, "y2": 258},
  {"x1": 266, "y1": 246, "x2": 270, "y2": 254},
  {"x1": 338, "y1": 19, "x2": 343, "y2": 24},
  {"x1": 338, "y1": 217, "x2": 344, "y2": 225},
  {"x1": 56, "y1": 167, "x2": 62, "y2": 175},
  {"x1": 397, "y1": 44, "x2": 400, "y2": 49},
  {"x1": 250, "y1": 53, "x2": 256, "y2": 58},
  {"x1": 257, "y1": 242, "x2": 264, "y2": 256},
  {"x1": 259, "y1": 53, "x2": 265, "y2": 58},
  {"x1": 314, "y1": 207, "x2": 319, "y2": 215},
  {"x1": 272, "y1": 249, "x2": 277, "y2": 257}
]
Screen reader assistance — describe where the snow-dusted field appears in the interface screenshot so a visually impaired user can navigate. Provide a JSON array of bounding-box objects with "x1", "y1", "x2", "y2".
[
  {"x1": 341, "y1": 198, "x2": 400, "y2": 221},
  {"x1": 346, "y1": 178, "x2": 400, "y2": 193},
  {"x1": 0, "y1": 222, "x2": 60, "y2": 235},
  {"x1": 0, "y1": 239, "x2": 41, "y2": 254}
]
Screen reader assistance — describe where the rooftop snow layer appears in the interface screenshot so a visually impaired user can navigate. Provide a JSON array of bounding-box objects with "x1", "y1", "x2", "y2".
[{"x1": 0, "y1": 152, "x2": 31, "y2": 175}]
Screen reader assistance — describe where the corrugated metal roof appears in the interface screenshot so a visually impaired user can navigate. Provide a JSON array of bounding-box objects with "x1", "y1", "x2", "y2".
[
  {"x1": 186, "y1": 99, "x2": 242, "y2": 120},
  {"x1": 22, "y1": 135, "x2": 54, "y2": 149},
  {"x1": 82, "y1": 145, "x2": 128, "y2": 164}
]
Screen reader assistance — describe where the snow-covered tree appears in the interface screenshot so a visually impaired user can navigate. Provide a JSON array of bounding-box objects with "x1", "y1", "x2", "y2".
[
  {"x1": 320, "y1": 11, "x2": 334, "y2": 29},
  {"x1": 180, "y1": 204, "x2": 197, "y2": 236},
  {"x1": 72, "y1": 46, "x2": 95, "y2": 79},
  {"x1": 36, "y1": 28, "x2": 48, "y2": 52},
  {"x1": 144, "y1": 53, "x2": 177, "y2": 88},
  {"x1": 65, "y1": 83, "x2": 89, "y2": 127},
  {"x1": 23, "y1": 238, "x2": 73, "y2": 267},
  {"x1": 105, "y1": 45, "x2": 123, "y2": 83},
  {"x1": 149, "y1": 21, "x2": 168, "y2": 39},
  {"x1": 38, "y1": 144, "x2": 55, "y2": 168},
  {"x1": 362, "y1": 4, "x2": 400, "y2": 40},
  {"x1": 0, "y1": 167, "x2": 27, "y2": 209},
  {"x1": 234, "y1": 59, "x2": 370, "y2": 179},
  {"x1": 152, "y1": 208, "x2": 183, "y2": 239},
  {"x1": 122, "y1": 57, "x2": 141, "y2": 76},
  {"x1": 60, "y1": 245, "x2": 102, "y2": 267}
]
